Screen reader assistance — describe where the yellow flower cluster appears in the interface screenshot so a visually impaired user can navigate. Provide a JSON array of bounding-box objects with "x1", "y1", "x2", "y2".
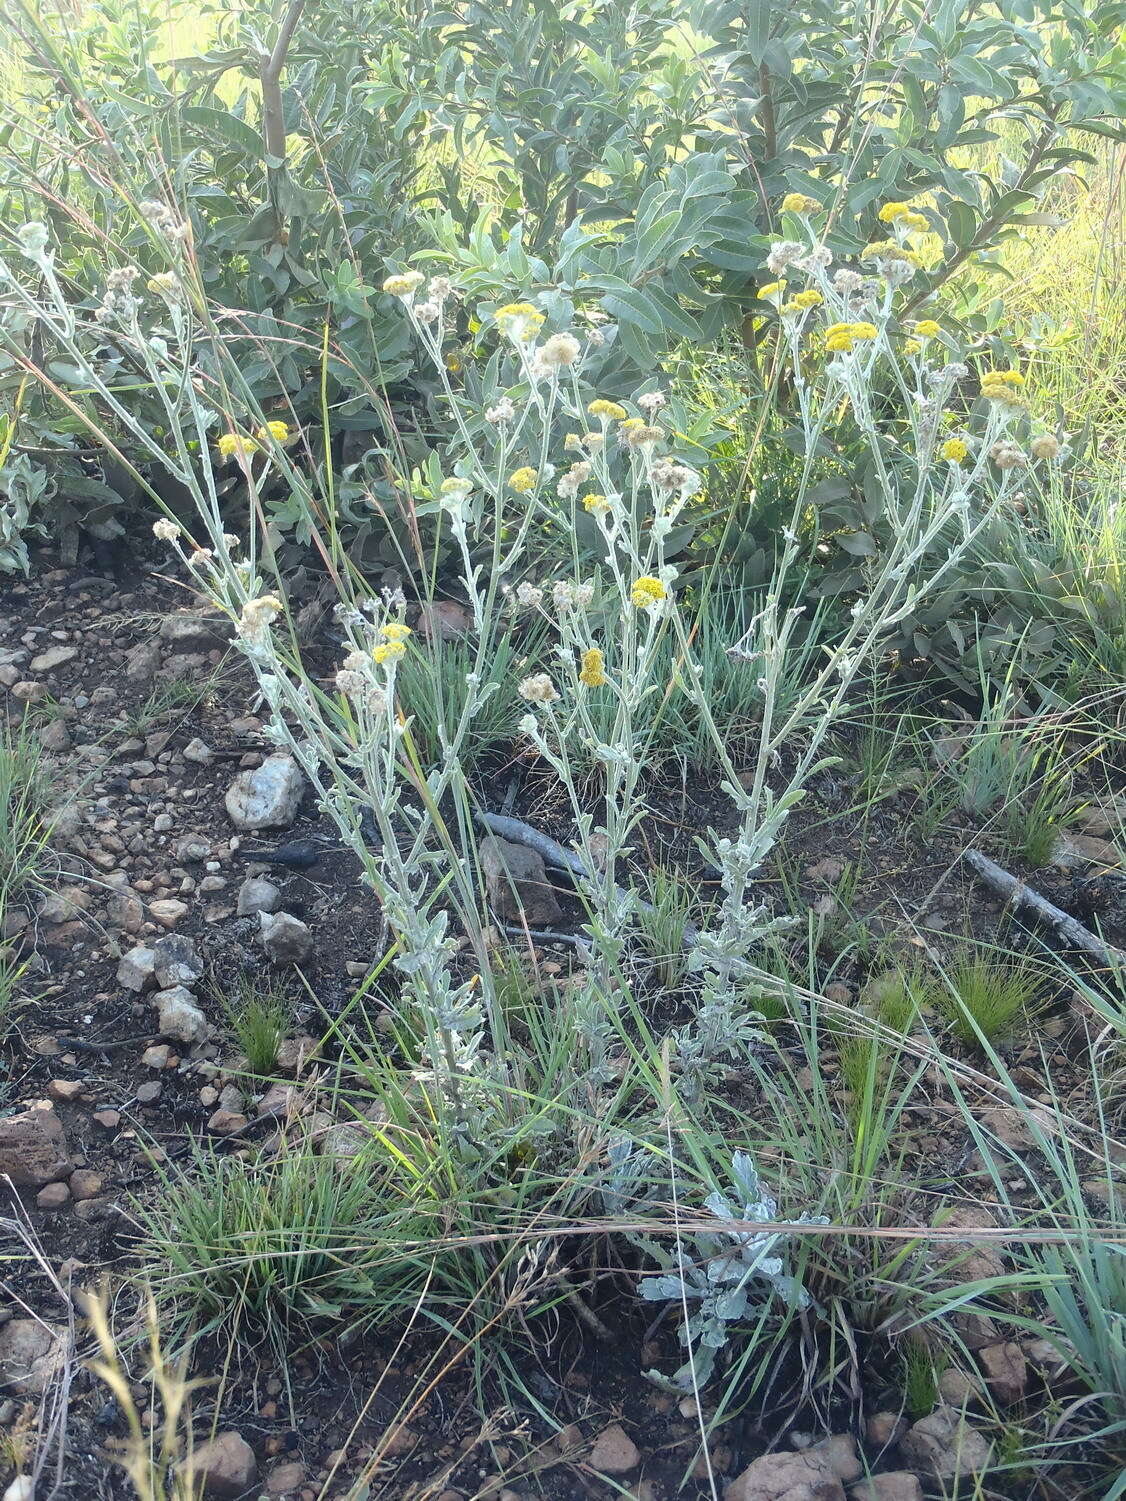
[
  {"x1": 781, "y1": 192, "x2": 821, "y2": 215},
  {"x1": 495, "y1": 302, "x2": 545, "y2": 341},
  {"x1": 217, "y1": 433, "x2": 260, "y2": 459},
  {"x1": 941, "y1": 437, "x2": 969, "y2": 464},
  {"x1": 255, "y1": 420, "x2": 291, "y2": 443},
  {"x1": 861, "y1": 240, "x2": 923, "y2": 267},
  {"x1": 914, "y1": 319, "x2": 942, "y2": 338},
  {"x1": 758, "y1": 281, "x2": 786, "y2": 302},
  {"x1": 588, "y1": 399, "x2": 628, "y2": 421},
  {"x1": 579, "y1": 647, "x2": 608, "y2": 687},
  {"x1": 780, "y1": 287, "x2": 823, "y2": 317},
  {"x1": 878, "y1": 202, "x2": 928, "y2": 232},
  {"x1": 980, "y1": 369, "x2": 1028, "y2": 408},
  {"x1": 581, "y1": 493, "x2": 609, "y2": 513},
  {"x1": 382, "y1": 271, "x2": 424, "y2": 297},
  {"x1": 904, "y1": 338, "x2": 922, "y2": 356},
  {"x1": 630, "y1": 575, "x2": 666, "y2": 609},
  {"x1": 824, "y1": 321, "x2": 878, "y2": 353},
  {"x1": 372, "y1": 622, "x2": 411, "y2": 663},
  {"x1": 508, "y1": 467, "x2": 538, "y2": 493}
]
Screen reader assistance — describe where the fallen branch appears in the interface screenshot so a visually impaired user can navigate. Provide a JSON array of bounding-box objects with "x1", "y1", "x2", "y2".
[{"x1": 963, "y1": 848, "x2": 1126, "y2": 968}]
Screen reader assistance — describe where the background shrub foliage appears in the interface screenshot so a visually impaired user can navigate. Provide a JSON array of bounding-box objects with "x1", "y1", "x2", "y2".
[{"x1": 0, "y1": 0, "x2": 1125, "y2": 685}]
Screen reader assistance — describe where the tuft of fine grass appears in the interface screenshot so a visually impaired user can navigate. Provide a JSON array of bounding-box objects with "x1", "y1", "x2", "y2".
[
  {"x1": 224, "y1": 975, "x2": 292, "y2": 1076},
  {"x1": 633, "y1": 866, "x2": 701, "y2": 990},
  {"x1": 903, "y1": 1337, "x2": 939, "y2": 1419},
  {"x1": 926, "y1": 949, "x2": 1043, "y2": 1047}
]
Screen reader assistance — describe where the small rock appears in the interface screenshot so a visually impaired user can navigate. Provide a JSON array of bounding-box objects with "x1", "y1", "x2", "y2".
[
  {"x1": 39, "y1": 885, "x2": 90, "y2": 924},
  {"x1": 0, "y1": 1319, "x2": 65, "y2": 1393},
  {"x1": 179, "y1": 1430, "x2": 258, "y2": 1498},
  {"x1": 176, "y1": 835, "x2": 211, "y2": 864},
  {"x1": 155, "y1": 986, "x2": 209, "y2": 1044},
  {"x1": 37, "y1": 1181, "x2": 71, "y2": 1210},
  {"x1": 275, "y1": 1035, "x2": 318, "y2": 1075},
  {"x1": 237, "y1": 876, "x2": 282, "y2": 916},
  {"x1": 938, "y1": 1366, "x2": 980, "y2": 1406},
  {"x1": 899, "y1": 1407, "x2": 992, "y2": 1478},
  {"x1": 117, "y1": 945, "x2": 158, "y2": 991},
  {"x1": 207, "y1": 1109, "x2": 248, "y2": 1135},
  {"x1": 47, "y1": 1079, "x2": 83, "y2": 1103},
  {"x1": 589, "y1": 1423, "x2": 640, "y2": 1475},
  {"x1": 69, "y1": 1169, "x2": 104, "y2": 1201},
  {"x1": 257, "y1": 1083, "x2": 296, "y2": 1119},
  {"x1": 809, "y1": 1436, "x2": 861, "y2": 1483},
  {"x1": 225, "y1": 754, "x2": 304, "y2": 831},
  {"x1": 41, "y1": 718, "x2": 73, "y2": 753},
  {"x1": 865, "y1": 1413, "x2": 906, "y2": 1449},
  {"x1": 143, "y1": 1044, "x2": 173, "y2": 1069},
  {"x1": 152, "y1": 934, "x2": 204, "y2": 989},
  {"x1": 125, "y1": 640, "x2": 163, "y2": 683},
  {"x1": 160, "y1": 611, "x2": 230, "y2": 652},
  {"x1": 416, "y1": 599, "x2": 472, "y2": 641},
  {"x1": 30, "y1": 645, "x2": 77, "y2": 673},
  {"x1": 479, "y1": 835, "x2": 563, "y2": 924},
  {"x1": 725, "y1": 1449, "x2": 844, "y2": 1501},
  {"x1": 2, "y1": 907, "x2": 29, "y2": 939},
  {"x1": 93, "y1": 1109, "x2": 121, "y2": 1129},
  {"x1": 183, "y1": 737, "x2": 215, "y2": 766},
  {"x1": 136, "y1": 1082, "x2": 163, "y2": 1105},
  {"x1": 848, "y1": 1478, "x2": 923, "y2": 1501},
  {"x1": 0, "y1": 1101, "x2": 73, "y2": 1187},
  {"x1": 318, "y1": 1121, "x2": 373, "y2": 1163},
  {"x1": 106, "y1": 890, "x2": 144, "y2": 933},
  {"x1": 381, "y1": 1424, "x2": 417, "y2": 1457},
  {"x1": 11, "y1": 682, "x2": 46, "y2": 703},
  {"x1": 149, "y1": 898, "x2": 189, "y2": 929},
  {"x1": 931, "y1": 1203, "x2": 1009, "y2": 1289},
  {"x1": 265, "y1": 1461, "x2": 307, "y2": 1497},
  {"x1": 260, "y1": 910, "x2": 312, "y2": 964},
  {"x1": 1051, "y1": 831, "x2": 1122, "y2": 870},
  {"x1": 978, "y1": 1340, "x2": 1027, "y2": 1405}
]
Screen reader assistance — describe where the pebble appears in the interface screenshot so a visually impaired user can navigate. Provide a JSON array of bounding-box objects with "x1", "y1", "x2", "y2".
[
  {"x1": 588, "y1": 1424, "x2": 640, "y2": 1475},
  {"x1": 225, "y1": 754, "x2": 305, "y2": 830},
  {"x1": 36, "y1": 1181, "x2": 72, "y2": 1210},
  {"x1": 47, "y1": 1079, "x2": 84, "y2": 1102},
  {"x1": 30, "y1": 645, "x2": 77, "y2": 672},
  {"x1": 265, "y1": 1462, "x2": 307, "y2": 1497},
  {"x1": 149, "y1": 898, "x2": 189, "y2": 928},
  {"x1": 260, "y1": 910, "x2": 313, "y2": 964},
  {"x1": 0, "y1": 1101, "x2": 73, "y2": 1187},
  {"x1": 152, "y1": 935, "x2": 203, "y2": 989},
  {"x1": 155, "y1": 986, "x2": 209, "y2": 1044},
  {"x1": 69, "y1": 1169, "x2": 104, "y2": 1201},
  {"x1": 177, "y1": 1430, "x2": 258, "y2": 1498},
  {"x1": 237, "y1": 875, "x2": 283, "y2": 916},
  {"x1": 117, "y1": 945, "x2": 157, "y2": 991}
]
